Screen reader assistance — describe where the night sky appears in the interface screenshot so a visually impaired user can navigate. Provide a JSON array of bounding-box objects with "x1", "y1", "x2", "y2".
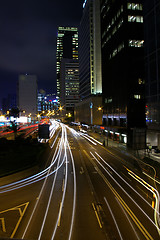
[{"x1": 0, "y1": 0, "x2": 83, "y2": 108}]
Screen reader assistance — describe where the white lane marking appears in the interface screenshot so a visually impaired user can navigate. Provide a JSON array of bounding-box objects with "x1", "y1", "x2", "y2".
[{"x1": 104, "y1": 197, "x2": 123, "y2": 240}]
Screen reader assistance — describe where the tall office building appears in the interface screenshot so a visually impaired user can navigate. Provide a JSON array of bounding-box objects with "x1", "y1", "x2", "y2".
[
  {"x1": 60, "y1": 59, "x2": 79, "y2": 111},
  {"x1": 18, "y1": 74, "x2": 37, "y2": 119},
  {"x1": 74, "y1": 0, "x2": 103, "y2": 125},
  {"x1": 56, "y1": 27, "x2": 78, "y2": 98},
  {"x1": 79, "y1": 0, "x2": 102, "y2": 99},
  {"x1": 101, "y1": 0, "x2": 146, "y2": 148},
  {"x1": 38, "y1": 91, "x2": 58, "y2": 112},
  {"x1": 143, "y1": 0, "x2": 160, "y2": 147},
  {"x1": 38, "y1": 89, "x2": 46, "y2": 112}
]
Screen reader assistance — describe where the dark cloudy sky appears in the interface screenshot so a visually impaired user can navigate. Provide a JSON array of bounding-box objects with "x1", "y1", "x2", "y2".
[{"x1": 0, "y1": 0, "x2": 83, "y2": 108}]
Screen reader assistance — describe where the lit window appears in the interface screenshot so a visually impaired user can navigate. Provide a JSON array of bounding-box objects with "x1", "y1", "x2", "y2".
[
  {"x1": 128, "y1": 15, "x2": 143, "y2": 23},
  {"x1": 134, "y1": 95, "x2": 141, "y2": 99},
  {"x1": 129, "y1": 40, "x2": 144, "y2": 47},
  {"x1": 128, "y1": 3, "x2": 132, "y2": 9},
  {"x1": 127, "y1": 3, "x2": 143, "y2": 11},
  {"x1": 138, "y1": 78, "x2": 144, "y2": 84}
]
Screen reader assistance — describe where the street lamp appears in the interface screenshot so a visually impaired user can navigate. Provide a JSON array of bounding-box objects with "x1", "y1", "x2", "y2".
[
  {"x1": 90, "y1": 102, "x2": 93, "y2": 125},
  {"x1": 59, "y1": 106, "x2": 63, "y2": 111},
  {"x1": 98, "y1": 106, "x2": 102, "y2": 111}
]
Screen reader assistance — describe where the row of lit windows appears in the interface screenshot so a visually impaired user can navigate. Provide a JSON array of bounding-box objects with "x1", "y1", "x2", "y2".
[
  {"x1": 73, "y1": 55, "x2": 78, "y2": 59},
  {"x1": 108, "y1": 40, "x2": 144, "y2": 56},
  {"x1": 58, "y1": 27, "x2": 77, "y2": 31},
  {"x1": 66, "y1": 78, "x2": 79, "y2": 81},
  {"x1": 128, "y1": 15, "x2": 143, "y2": 23},
  {"x1": 66, "y1": 93, "x2": 79, "y2": 96},
  {"x1": 66, "y1": 77, "x2": 79, "y2": 82},
  {"x1": 57, "y1": 43, "x2": 62, "y2": 47},
  {"x1": 102, "y1": 18, "x2": 123, "y2": 48},
  {"x1": 109, "y1": 42, "x2": 124, "y2": 59},
  {"x1": 66, "y1": 85, "x2": 79, "y2": 89},
  {"x1": 101, "y1": 1, "x2": 123, "y2": 19},
  {"x1": 66, "y1": 74, "x2": 79, "y2": 78},
  {"x1": 57, "y1": 42, "x2": 63, "y2": 46},
  {"x1": 66, "y1": 84, "x2": 79, "y2": 87},
  {"x1": 66, "y1": 71, "x2": 78, "y2": 75},
  {"x1": 66, "y1": 88, "x2": 79, "y2": 91},
  {"x1": 58, "y1": 33, "x2": 64, "y2": 37},
  {"x1": 127, "y1": 3, "x2": 143, "y2": 11},
  {"x1": 102, "y1": 5, "x2": 123, "y2": 39},
  {"x1": 69, "y1": 76, "x2": 79, "y2": 79},
  {"x1": 66, "y1": 70, "x2": 78, "y2": 73},
  {"x1": 134, "y1": 95, "x2": 141, "y2": 99},
  {"x1": 129, "y1": 40, "x2": 144, "y2": 47}
]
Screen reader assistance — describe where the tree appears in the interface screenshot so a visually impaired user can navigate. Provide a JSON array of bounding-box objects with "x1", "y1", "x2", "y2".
[{"x1": 9, "y1": 108, "x2": 20, "y2": 118}]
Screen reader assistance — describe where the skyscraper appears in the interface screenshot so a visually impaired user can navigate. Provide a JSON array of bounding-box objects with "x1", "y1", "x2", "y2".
[
  {"x1": 143, "y1": 0, "x2": 160, "y2": 147},
  {"x1": 79, "y1": 0, "x2": 102, "y2": 99},
  {"x1": 101, "y1": 0, "x2": 146, "y2": 148},
  {"x1": 74, "y1": 0, "x2": 103, "y2": 125},
  {"x1": 18, "y1": 74, "x2": 37, "y2": 119},
  {"x1": 56, "y1": 27, "x2": 78, "y2": 98},
  {"x1": 60, "y1": 59, "x2": 79, "y2": 111}
]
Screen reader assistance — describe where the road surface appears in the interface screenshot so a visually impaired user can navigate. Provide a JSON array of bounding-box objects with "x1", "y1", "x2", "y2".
[{"x1": 0, "y1": 120, "x2": 159, "y2": 239}]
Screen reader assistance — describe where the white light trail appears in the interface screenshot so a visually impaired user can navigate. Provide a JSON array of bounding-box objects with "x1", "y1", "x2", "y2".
[
  {"x1": 0, "y1": 130, "x2": 61, "y2": 194},
  {"x1": 67, "y1": 130, "x2": 77, "y2": 240},
  {"x1": 95, "y1": 152, "x2": 159, "y2": 212},
  {"x1": 22, "y1": 123, "x2": 65, "y2": 239},
  {"x1": 143, "y1": 172, "x2": 160, "y2": 185},
  {"x1": 115, "y1": 197, "x2": 140, "y2": 239},
  {"x1": 128, "y1": 170, "x2": 160, "y2": 235},
  {"x1": 83, "y1": 134, "x2": 103, "y2": 145},
  {"x1": 38, "y1": 125, "x2": 68, "y2": 240},
  {"x1": 104, "y1": 197, "x2": 123, "y2": 240},
  {"x1": 79, "y1": 133, "x2": 97, "y2": 145},
  {"x1": 51, "y1": 125, "x2": 68, "y2": 239},
  {"x1": 0, "y1": 139, "x2": 61, "y2": 193},
  {"x1": 90, "y1": 152, "x2": 159, "y2": 231}
]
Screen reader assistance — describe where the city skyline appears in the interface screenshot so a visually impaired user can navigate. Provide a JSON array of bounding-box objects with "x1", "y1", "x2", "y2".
[
  {"x1": 0, "y1": 1, "x2": 160, "y2": 239},
  {"x1": 0, "y1": 0, "x2": 84, "y2": 108}
]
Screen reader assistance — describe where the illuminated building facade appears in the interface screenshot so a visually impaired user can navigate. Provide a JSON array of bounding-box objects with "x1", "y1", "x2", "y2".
[
  {"x1": 56, "y1": 27, "x2": 78, "y2": 98},
  {"x1": 38, "y1": 90, "x2": 46, "y2": 112},
  {"x1": 74, "y1": 0, "x2": 102, "y2": 125},
  {"x1": 18, "y1": 74, "x2": 37, "y2": 119},
  {"x1": 79, "y1": 0, "x2": 102, "y2": 99},
  {"x1": 60, "y1": 59, "x2": 79, "y2": 111},
  {"x1": 38, "y1": 92, "x2": 58, "y2": 112},
  {"x1": 143, "y1": 0, "x2": 160, "y2": 147},
  {"x1": 101, "y1": 0, "x2": 146, "y2": 148}
]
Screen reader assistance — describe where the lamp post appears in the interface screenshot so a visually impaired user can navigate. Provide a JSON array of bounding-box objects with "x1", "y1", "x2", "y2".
[
  {"x1": 90, "y1": 102, "x2": 93, "y2": 125},
  {"x1": 58, "y1": 105, "x2": 64, "y2": 122}
]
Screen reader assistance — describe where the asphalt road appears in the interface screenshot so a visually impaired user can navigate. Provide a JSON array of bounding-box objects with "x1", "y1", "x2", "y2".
[{"x1": 0, "y1": 120, "x2": 160, "y2": 240}]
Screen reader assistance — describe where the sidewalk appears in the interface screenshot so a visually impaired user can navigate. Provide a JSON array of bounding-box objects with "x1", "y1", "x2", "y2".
[{"x1": 87, "y1": 130, "x2": 160, "y2": 164}]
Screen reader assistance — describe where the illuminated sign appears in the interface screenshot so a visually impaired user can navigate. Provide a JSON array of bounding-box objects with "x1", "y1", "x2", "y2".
[{"x1": 10, "y1": 116, "x2": 28, "y2": 123}]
